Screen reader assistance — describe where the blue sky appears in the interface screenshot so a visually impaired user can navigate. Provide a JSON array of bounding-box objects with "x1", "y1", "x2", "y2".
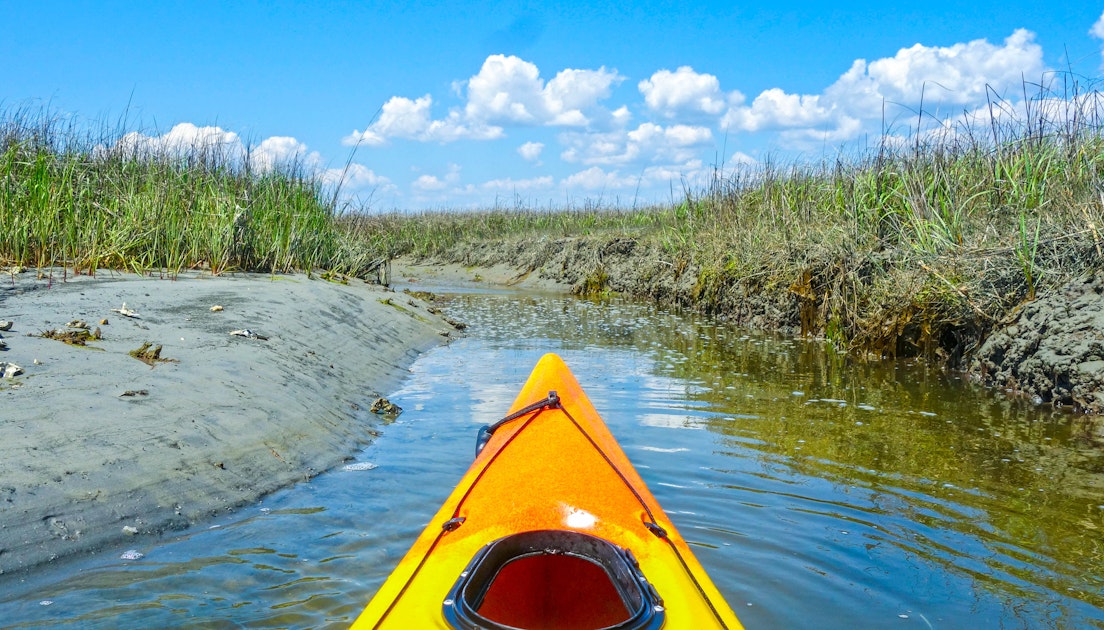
[{"x1": 3, "y1": 2, "x2": 1103, "y2": 211}]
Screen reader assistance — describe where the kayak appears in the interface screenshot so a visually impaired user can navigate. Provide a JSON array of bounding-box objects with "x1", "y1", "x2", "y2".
[{"x1": 352, "y1": 353, "x2": 742, "y2": 629}]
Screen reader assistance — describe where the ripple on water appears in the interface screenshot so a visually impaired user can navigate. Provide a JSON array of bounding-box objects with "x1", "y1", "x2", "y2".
[
  {"x1": 2, "y1": 291, "x2": 1103, "y2": 629},
  {"x1": 341, "y1": 462, "x2": 378, "y2": 471}
]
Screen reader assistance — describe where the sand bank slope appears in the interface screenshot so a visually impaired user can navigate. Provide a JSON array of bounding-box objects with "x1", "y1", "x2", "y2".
[{"x1": 0, "y1": 270, "x2": 456, "y2": 575}]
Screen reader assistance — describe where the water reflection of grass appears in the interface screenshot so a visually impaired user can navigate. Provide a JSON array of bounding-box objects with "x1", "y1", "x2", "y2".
[
  {"x1": 653, "y1": 310, "x2": 1104, "y2": 614},
  {"x1": 452, "y1": 293, "x2": 1099, "y2": 617}
]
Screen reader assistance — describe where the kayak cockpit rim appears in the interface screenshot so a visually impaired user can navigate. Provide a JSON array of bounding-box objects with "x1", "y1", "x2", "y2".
[{"x1": 442, "y1": 529, "x2": 665, "y2": 630}]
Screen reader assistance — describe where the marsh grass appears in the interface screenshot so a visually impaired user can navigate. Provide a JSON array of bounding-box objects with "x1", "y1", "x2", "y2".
[
  {"x1": 339, "y1": 201, "x2": 674, "y2": 259},
  {"x1": 5, "y1": 77, "x2": 1103, "y2": 362},
  {"x1": 674, "y1": 79, "x2": 1104, "y2": 358},
  {"x1": 0, "y1": 107, "x2": 367, "y2": 276},
  {"x1": 343, "y1": 77, "x2": 1104, "y2": 360}
]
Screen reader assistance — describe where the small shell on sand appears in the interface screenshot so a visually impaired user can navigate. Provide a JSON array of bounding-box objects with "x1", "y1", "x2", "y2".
[
  {"x1": 1, "y1": 362, "x2": 23, "y2": 378},
  {"x1": 0, "y1": 320, "x2": 12, "y2": 331},
  {"x1": 112, "y1": 303, "x2": 140, "y2": 318}
]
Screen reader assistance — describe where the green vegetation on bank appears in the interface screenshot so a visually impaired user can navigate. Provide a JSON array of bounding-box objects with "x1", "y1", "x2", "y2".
[
  {"x1": 674, "y1": 96, "x2": 1104, "y2": 358},
  {"x1": 3, "y1": 83, "x2": 1103, "y2": 362},
  {"x1": 345, "y1": 84, "x2": 1104, "y2": 361},
  {"x1": 0, "y1": 109, "x2": 377, "y2": 276}
]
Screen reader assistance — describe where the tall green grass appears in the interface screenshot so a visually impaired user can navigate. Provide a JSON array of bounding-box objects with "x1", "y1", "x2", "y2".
[
  {"x1": 673, "y1": 82, "x2": 1104, "y2": 354},
  {"x1": 340, "y1": 201, "x2": 674, "y2": 259},
  {"x1": 0, "y1": 108, "x2": 366, "y2": 275},
  {"x1": 340, "y1": 78, "x2": 1104, "y2": 358},
  {"x1": 343, "y1": 84, "x2": 1103, "y2": 272},
  {"x1": 5, "y1": 78, "x2": 1103, "y2": 361}
]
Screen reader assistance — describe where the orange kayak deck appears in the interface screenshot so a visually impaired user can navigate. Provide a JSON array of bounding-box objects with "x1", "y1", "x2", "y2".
[{"x1": 352, "y1": 353, "x2": 742, "y2": 629}]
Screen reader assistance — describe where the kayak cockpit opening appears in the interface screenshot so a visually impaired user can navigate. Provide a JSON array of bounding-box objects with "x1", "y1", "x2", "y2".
[{"x1": 443, "y1": 529, "x2": 665, "y2": 630}]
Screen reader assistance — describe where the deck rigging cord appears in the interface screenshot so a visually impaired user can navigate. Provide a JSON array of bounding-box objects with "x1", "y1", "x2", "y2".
[{"x1": 374, "y1": 392, "x2": 729, "y2": 629}]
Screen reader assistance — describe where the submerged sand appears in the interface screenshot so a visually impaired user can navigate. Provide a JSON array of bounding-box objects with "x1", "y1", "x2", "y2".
[{"x1": 0, "y1": 269, "x2": 458, "y2": 576}]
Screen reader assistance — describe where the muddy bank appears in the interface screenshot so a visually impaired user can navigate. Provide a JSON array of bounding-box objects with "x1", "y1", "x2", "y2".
[
  {"x1": 440, "y1": 237, "x2": 801, "y2": 330},
  {"x1": 392, "y1": 257, "x2": 570, "y2": 292},
  {"x1": 406, "y1": 235, "x2": 1104, "y2": 426},
  {"x1": 969, "y1": 273, "x2": 1104, "y2": 419},
  {"x1": 0, "y1": 270, "x2": 458, "y2": 576}
]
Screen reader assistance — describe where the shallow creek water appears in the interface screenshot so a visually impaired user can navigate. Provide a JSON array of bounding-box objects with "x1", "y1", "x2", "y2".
[{"x1": 2, "y1": 285, "x2": 1104, "y2": 629}]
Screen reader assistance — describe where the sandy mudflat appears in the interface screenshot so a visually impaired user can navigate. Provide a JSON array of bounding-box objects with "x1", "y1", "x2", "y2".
[
  {"x1": 0, "y1": 269, "x2": 457, "y2": 576},
  {"x1": 391, "y1": 257, "x2": 569, "y2": 292}
]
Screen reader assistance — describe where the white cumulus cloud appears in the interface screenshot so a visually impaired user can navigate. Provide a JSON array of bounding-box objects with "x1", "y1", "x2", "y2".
[
  {"x1": 465, "y1": 55, "x2": 545, "y2": 124},
  {"x1": 325, "y1": 163, "x2": 391, "y2": 189},
  {"x1": 562, "y1": 166, "x2": 638, "y2": 191},
  {"x1": 116, "y1": 122, "x2": 242, "y2": 157},
  {"x1": 518, "y1": 141, "x2": 544, "y2": 162},
  {"x1": 628, "y1": 122, "x2": 712, "y2": 146},
  {"x1": 559, "y1": 161, "x2": 711, "y2": 196},
  {"x1": 720, "y1": 28, "x2": 1047, "y2": 147},
  {"x1": 112, "y1": 123, "x2": 328, "y2": 174},
  {"x1": 413, "y1": 174, "x2": 447, "y2": 191},
  {"x1": 250, "y1": 136, "x2": 318, "y2": 171},
  {"x1": 412, "y1": 164, "x2": 462, "y2": 193},
  {"x1": 480, "y1": 175, "x2": 555, "y2": 191},
  {"x1": 464, "y1": 54, "x2": 623, "y2": 127},
  {"x1": 349, "y1": 95, "x2": 434, "y2": 146},
  {"x1": 827, "y1": 28, "x2": 1045, "y2": 117},
  {"x1": 560, "y1": 123, "x2": 713, "y2": 166},
  {"x1": 777, "y1": 116, "x2": 866, "y2": 148},
  {"x1": 1092, "y1": 11, "x2": 1104, "y2": 71},
  {"x1": 163, "y1": 123, "x2": 240, "y2": 151},
  {"x1": 722, "y1": 89, "x2": 833, "y2": 132},
  {"x1": 639, "y1": 66, "x2": 742, "y2": 117},
  {"x1": 344, "y1": 55, "x2": 623, "y2": 147},
  {"x1": 344, "y1": 94, "x2": 503, "y2": 146}
]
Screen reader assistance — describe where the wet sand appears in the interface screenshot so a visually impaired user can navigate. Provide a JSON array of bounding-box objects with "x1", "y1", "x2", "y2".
[
  {"x1": 0, "y1": 269, "x2": 458, "y2": 576},
  {"x1": 391, "y1": 257, "x2": 569, "y2": 292}
]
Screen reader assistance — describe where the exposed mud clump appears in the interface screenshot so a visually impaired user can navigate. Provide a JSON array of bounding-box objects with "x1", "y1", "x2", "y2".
[{"x1": 970, "y1": 273, "x2": 1104, "y2": 414}]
